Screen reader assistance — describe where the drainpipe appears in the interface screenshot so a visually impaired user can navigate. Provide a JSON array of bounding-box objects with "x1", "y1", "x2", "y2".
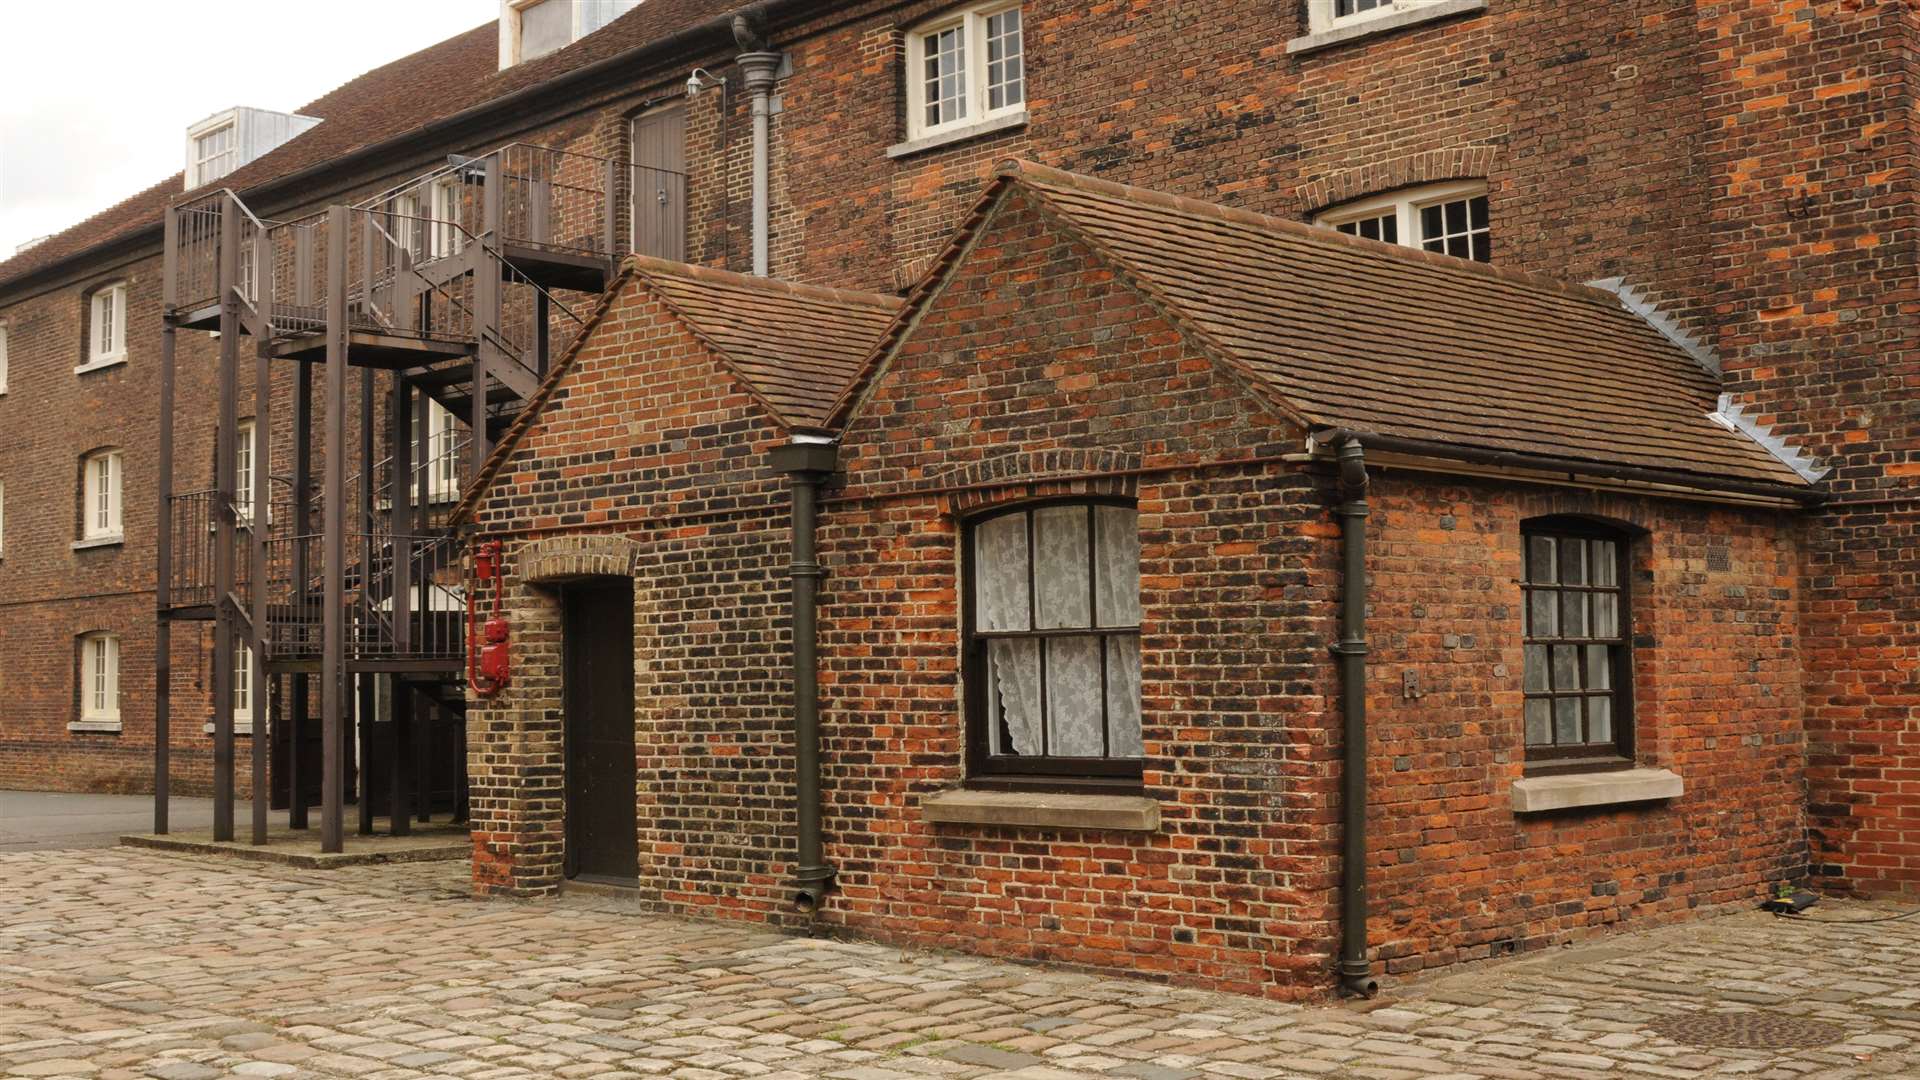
[
  {"x1": 1332, "y1": 435, "x2": 1379, "y2": 998},
  {"x1": 769, "y1": 436, "x2": 838, "y2": 912},
  {"x1": 734, "y1": 10, "x2": 780, "y2": 277}
]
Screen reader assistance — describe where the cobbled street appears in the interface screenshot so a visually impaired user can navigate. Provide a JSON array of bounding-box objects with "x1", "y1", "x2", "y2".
[{"x1": 3, "y1": 849, "x2": 1918, "y2": 1079}]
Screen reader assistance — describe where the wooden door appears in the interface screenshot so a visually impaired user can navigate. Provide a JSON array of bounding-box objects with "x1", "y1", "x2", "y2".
[
  {"x1": 563, "y1": 580, "x2": 638, "y2": 883},
  {"x1": 632, "y1": 106, "x2": 687, "y2": 261}
]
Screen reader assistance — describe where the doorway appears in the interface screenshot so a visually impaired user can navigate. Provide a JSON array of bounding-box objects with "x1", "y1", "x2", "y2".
[
  {"x1": 631, "y1": 105, "x2": 687, "y2": 261},
  {"x1": 562, "y1": 579, "x2": 638, "y2": 883}
]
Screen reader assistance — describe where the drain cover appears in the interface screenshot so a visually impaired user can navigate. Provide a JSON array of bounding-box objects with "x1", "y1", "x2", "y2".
[{"x1": 1646, "y1": 1010, "x2": 1847, "y2": 1050}]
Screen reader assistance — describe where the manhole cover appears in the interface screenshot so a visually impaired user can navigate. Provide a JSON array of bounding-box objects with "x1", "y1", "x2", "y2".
[{"x1": 1645, "y1": 1010, "x2": 1847, "y2": 1050}]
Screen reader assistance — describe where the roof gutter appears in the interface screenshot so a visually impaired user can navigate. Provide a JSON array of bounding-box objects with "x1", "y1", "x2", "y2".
[
  {"x1": 2, "y1": 0, "x2": 822, "y2": 300},
  {"x1": 1310, "y1": 429, "x2": 1826, "y2": 507}
]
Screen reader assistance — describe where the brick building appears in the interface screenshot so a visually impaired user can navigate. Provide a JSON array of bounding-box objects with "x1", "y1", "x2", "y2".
[{"x1": 0, "y1": 0, "x2": 1912, "y2": 996}]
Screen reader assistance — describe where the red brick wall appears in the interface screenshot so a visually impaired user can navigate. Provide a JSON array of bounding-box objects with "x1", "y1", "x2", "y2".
[
  {"x1": 468, "y1": 275, "x2": 803, "y2": 915},
  {"x1": 1693, "y1": 1, "x2": 1920, "y2": 894},
  {"x1": 1365, "y1": 476, "x2": 1806, "y2": 974}
]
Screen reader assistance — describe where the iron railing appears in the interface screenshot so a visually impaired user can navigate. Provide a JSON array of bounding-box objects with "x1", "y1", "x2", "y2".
[{"x1": 265, "y1": 530, "x2": 466, "y2": 663}]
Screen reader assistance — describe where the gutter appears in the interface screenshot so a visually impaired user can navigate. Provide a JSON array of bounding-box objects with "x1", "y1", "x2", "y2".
[
  {"x1": 1330, "y1": 436, "x2": 1378, "y2": 998},
  {"x1": 1311, "y1": 429, "x2": 1825, "y2": 507}
]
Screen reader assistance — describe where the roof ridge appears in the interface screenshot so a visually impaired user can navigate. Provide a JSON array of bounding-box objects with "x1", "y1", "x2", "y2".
[
  {"x1": 624, "y1": 255, "x2": 899, "y2": 310},
  {"x1": 993, "y1": 158, "x2": 1626, "y2": 308}
]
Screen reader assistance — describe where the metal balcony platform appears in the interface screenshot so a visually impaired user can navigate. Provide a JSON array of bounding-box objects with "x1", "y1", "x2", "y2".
[{"x1": 271, "y1": 329, "x2": 476, "y2": 367}]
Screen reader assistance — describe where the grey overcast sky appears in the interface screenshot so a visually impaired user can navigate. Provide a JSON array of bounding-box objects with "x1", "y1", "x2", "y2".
[{"x1": 0, "y1": 0, "x2": 500, "y2": 257}]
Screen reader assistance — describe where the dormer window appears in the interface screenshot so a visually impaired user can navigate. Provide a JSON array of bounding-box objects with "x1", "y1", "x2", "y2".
[
  {"x1": 1314, "y1": 181, "x2": 1491, "y2": 262},
  {"x1": 905, "y1": 3, "x2": 1025, "y2": 141},
  {"x1": 190, "y1": 122, "x2": 237, "y2": 188},
  {"x1": 500, "y1": 0, "x2": 640, "y2": 69}
]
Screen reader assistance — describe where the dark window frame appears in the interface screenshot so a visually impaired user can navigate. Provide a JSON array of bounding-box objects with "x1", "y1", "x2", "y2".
[
  {"x1": 961, "y1": 496, "x2": 1144, "y2": 792},
  {"x1": 1521, "y1": 518, "x2": 1636, "y2": 776}
]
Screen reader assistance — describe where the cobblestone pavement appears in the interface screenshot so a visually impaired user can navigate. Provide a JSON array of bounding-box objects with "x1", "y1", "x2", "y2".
[{"x1": 3, "y1": 849, "x2": 1919, "y2": 1079}]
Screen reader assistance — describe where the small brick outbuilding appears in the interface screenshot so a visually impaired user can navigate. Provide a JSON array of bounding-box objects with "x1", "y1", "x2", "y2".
[{"x1": 461, "y1": 162, "x2": 1820, "y2": 998}]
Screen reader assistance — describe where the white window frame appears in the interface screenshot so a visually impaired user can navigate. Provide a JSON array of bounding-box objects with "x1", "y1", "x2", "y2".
[
  {"x1": 420, "y1": 399, "x2": 461, "y2": 504},
  {"x1": 905, "y1": 2, "x2": 1026, "y2": 142},
  {"x1": 233, "y1": 639, "x2": 254, "y2": 732},
  {"x1": 81, "y1": 449, "x2": 124, "y2": 543},
  {"x1": 430, "y1": 177, "x2": 464, "y2": 259},
  {"x1": 234, "y1": 419, "x2": 269, "y2": 526},
  {"x1": 188, "y1": 118, "x2": 238, "y2": 189},
  {"x1": 0, "y1": 323, "x2": 9, "y2": 394},
  {"x1": 1306, "y1": 0, "x2": 1415, "y2": 34},
  {"x1": 77, "y1": 633, "x2": 121, "y2": 729},
  {"x1": 1314, "y1": 180, "x2": 1490, "y2": 260},
  {"x1": 81, "y1": 282, "x2": 128, "y2": 372}
]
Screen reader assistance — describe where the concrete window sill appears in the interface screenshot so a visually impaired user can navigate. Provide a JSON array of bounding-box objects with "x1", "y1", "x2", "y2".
[
  {"x1": 72, "y1": 535, "x2": 124, "y2": 551},
  {"x1": 68, "y1": 720, "x2": 122, "y2": 734},
  {"x1": 1511, "y1": 767, "x2": 1683, "y2": 814},
  {"x1": 202, "y1": 722, "x2": 255, "y2": 736},
  {"x1": 922, "y1": 788, "x2": 1159, "y2": 832},
  {"x1": 73, "y1": 356, "x2": 128, "y2": 376},
  {"x1": 1287, "y1": 0, "x2": 1486, "y2": 56},
  {"x1": 888, "y1": 110, "x2": 1029, "y2": 160}
]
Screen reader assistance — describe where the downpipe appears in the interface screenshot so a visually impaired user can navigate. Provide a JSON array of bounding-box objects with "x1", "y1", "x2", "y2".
[
  {"x1": 1332, "y1": 436, "x2": 1379, "y2": 998},
  {"x1": 734, "y1": 10, "x2": 780, "y2": 277},
  {"x1": 770, "y1": 439, "x2": 839, "y2": 914}
]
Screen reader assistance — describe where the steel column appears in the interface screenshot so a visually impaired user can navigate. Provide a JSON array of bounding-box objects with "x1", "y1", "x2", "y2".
[
  {"x1": 321, "y1": 205, "x2": 349, "y2": 853},
  {"x1": 289, "y1": 365, "x2": 313, "y2": 829},
  {"x1": 212, "y1": 199, "x2": 240, "y2": 843},
  {"x1": 250, "y1": 230, "x2": 273, "y2": 844},
  {"x1": 154, "y1": 222, "x2": 177, "y2": 835}
]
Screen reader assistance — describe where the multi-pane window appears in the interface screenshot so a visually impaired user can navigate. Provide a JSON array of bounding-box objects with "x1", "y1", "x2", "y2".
[
  {"x1": 431, "y1": 178, "x2": 464, "y2": 258},
  {"x1": 1313, "y1": 0, "x2": 1425, "y2": 33},
  {"x1": 1420, "y1": 194, "x2": 1491, "y2": 261},
  {"x1": 0, "y1": 324, "x2": 9, "y2": 392},
  {"x1": 907, "y1": 4, "x2": 1025, "y2": 141},
  {"x1": 415, "y1": 399, "x2": 461, "y2": 502},
  {"x1": 390, "y1": 192, "x2": 423, "y2": 261},
  {"x1": 82, "y1": 449, "x2": 123, "y2": 540},
  {"x1": 1315, "y1": 182, "x2": 1491, "y2": 263},
  {"x1": 1522, "y1": 524, "x2": 1631, "y2": 767},
  {"x1": 79, "y1": 633, "x2": 121, "y2": 724},
  {"x1": 87, "y1": 283, "x2": 127, "y2": 367},
  {"x1": 966, "y1": 502, "x2": 1143, "y2": 785},
  {"x1": 191, "y1": 123, "x2": 237, "y2": 188},
  {"x1": 1334, "y1": 211, "x2": 1397, "y2": 244},
  {"x1": 233, "y1": 640, "x2": 254, "y2": 729},
  {"x1": 235, "y1": 419, "x2": 256, "y2": 525}
]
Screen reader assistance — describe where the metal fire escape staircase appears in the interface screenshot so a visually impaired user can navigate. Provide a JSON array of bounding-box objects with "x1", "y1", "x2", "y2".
[{"x1": 156, "y1": 145, "x2": 618, "y2": 850}]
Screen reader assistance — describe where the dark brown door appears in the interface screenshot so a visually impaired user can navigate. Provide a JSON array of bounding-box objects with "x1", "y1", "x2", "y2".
[
  {"x1": 563, "y1": 580, "x2": 638, "y2": 883},
  {"x1": 632, "y1": 106, "x2": 687, "y2": 261}
]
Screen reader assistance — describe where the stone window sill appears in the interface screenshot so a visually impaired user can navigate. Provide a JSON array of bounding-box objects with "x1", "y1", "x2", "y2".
[
  {"x1": 1511, "y1": 767, "x2": 1684, "y2": 814},
  {"x1": 1287, "y1": 0, "x2": 1486, "y2": 56},
  {"x1": 73, "y1": 356, "x2": 128, "y2": 376},
  {"x1": 202, "y1": 721, "x2": 255, "y2": 736},
  {"x1": 72, "y1": 535, "x2": 124, "y2": 551},
  {"x1": 922, "y1": 787, "x2": 1159, "y2": 832},
  {"x1": 888, "y1": 110, "x2": 1029, "y2": 160},
  {"x1": 68, "y1": 720, "x2": 122, "y2": 734}
]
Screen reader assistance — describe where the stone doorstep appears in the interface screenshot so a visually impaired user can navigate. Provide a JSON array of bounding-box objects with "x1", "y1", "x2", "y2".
[{"x1": 119, "y1": 825, "x2": 470, "y2": 869}]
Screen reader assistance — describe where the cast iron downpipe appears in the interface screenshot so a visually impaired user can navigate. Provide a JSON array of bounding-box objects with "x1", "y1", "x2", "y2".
[
  {"x1": 770, "y1": 438, "x2": 838, "y2": 912},
  {"x1": 734, "y1": 7, "x2": 779, "y2": 276},
  {"x1": 1332, "y1": 436, "x2": 1380, "y2": 998}
]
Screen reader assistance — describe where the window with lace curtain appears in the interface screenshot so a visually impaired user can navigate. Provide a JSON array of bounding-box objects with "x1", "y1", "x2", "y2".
[{"x1": 964, "y1": 501, "x2": 1143, "y2": 786}]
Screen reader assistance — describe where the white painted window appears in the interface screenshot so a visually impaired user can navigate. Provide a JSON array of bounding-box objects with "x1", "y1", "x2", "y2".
[
  {"x1": 429, "y1": 400, "x2": 460, "y2": 502},
  {"x1": 80, "y1": 633, "x2": 121, "y2": 725},
  {"x1": 430, "y1": 178, "x2": 464, "y2": 258},
  {"x1": 85, "y1": 283, "x2": 127, "y2": 369},
  {"x1": 500, "y1": 0, "x2": 638, "y2": 68},
  {"x1": 235, "y1": 419, "x2": 264, "y2": 526},
  {"x1": 82, "y1": 449, "x2": 123, "y2": 541},
  {"x1": 906, "y1": 3, "x2": 1025, "y2": 141},
  {"x1": 0, "y1": 324, "x2": 9, "y2": 393},
  {"x1": 1314, "y1": 181, "x2": 1491, "y2": 262},
  {"x1": 190, "y1": 121, "x2": 238, "y2": 188},
  {"x1": 391, "y1": 192, "x2": 423, "y2": 261},
  {"x1": 233, "y1": 639, "x2": 254, "y2": 731},
  {"x1": 1307, "y1": 0, "x2": 1433, "y2": 34}
]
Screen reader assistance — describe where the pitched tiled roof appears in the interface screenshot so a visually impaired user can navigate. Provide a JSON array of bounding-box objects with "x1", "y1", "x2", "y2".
[
  {"x1": 630, "y1": 257, "x2": 903, "y2": 428},
  {"x1": 834, "y1": 160, "x2": 1817, "y2": 495},
  {"x1": 447, "y1": 256, "x2": 901, "y2": 526},
  {"x1": 0, "y1": 0, "x2": 742, "y2": 292}
]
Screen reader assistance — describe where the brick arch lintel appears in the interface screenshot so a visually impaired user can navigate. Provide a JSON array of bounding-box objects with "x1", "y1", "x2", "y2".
[
  {"x1": 935, "y1": 448, "x2": 1144, "y2": 516},
  {"x1": 516, "y1": 534, "x2": 642, "y2": 585},
  {"x1": 1298, "y1": 146, "x2": 1500, "y2": 217}
]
